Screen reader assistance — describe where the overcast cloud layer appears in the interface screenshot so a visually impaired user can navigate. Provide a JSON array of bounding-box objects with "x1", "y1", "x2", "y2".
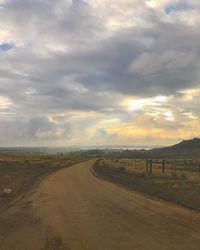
[{"x1": 0, "y1": 0, "x2": 199, "y2": 146}]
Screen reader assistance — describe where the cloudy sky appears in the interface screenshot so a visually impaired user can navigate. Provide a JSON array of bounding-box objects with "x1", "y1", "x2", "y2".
[{"x1": 0, "y1": 0, "x2": 199, "y2": 147}]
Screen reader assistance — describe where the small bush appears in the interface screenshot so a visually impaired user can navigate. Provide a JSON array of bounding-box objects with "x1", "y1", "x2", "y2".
[
  {"x1": 119, "y1": 166, "x2": 125, "y2": 171},
  {"x1": 179, "y1": 173, "x2": 187, "y2": 180}
]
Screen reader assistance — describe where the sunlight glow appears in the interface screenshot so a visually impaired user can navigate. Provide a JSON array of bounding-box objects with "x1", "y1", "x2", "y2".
[
  {"x1": 0, "y1": 96, "x2": 12, "y2": 109},
  {"x1": 179, "y1": 88, "x2": 200, "y2": 100},
  {"x1": 127, "y1": 95, "x2": 168, "y2": 111},
  {"x1": 146, "y1": 0, "x2": 171, "y2": 8},
  {"x1": 163, "y1": 110, "x2": 174, "y2": 121}
]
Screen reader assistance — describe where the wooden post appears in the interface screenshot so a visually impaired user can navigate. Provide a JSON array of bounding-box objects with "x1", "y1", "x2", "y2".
[
  {"x1": 199, "y1": 164, "x2": 200, "y2": 177},
  {"x1": 162, "y1": 160, "x2": 165, "y2": 174},
  {"x1": 149, "y1": 160, "x2": 152, "y2": 174},
  {"x1": 146, "y1": 160, "x2": 149, "y2": 173}
]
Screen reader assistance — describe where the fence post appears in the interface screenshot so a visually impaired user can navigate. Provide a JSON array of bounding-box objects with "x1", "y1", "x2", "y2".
[
  {"x1": 146, "y1": 159, "x2": 149, "y2": 173},
  {"x1": 149, "y1": 160, "x2": 153, "y2": 174},
  {"x1": 199, "y1": 164, "x2": 200, "y2": 177},
  {"x1": 162, "y1": 160, "x2": 165, "y2": 174}
]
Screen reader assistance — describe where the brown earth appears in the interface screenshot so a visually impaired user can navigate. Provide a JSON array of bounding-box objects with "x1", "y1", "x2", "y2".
[{"x1": 0, "y1": 160, "x2": 200, "y2": 250}]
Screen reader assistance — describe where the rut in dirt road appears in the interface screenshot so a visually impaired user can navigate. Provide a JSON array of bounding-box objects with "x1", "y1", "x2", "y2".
[{"x1": 0, "y1": 160, "x2": 200, "y2": 250}]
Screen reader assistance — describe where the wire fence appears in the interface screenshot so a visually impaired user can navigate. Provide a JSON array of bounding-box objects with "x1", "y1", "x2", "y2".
[{"x1": 100, "y1": 158, "x2": 200, "y2": 179}]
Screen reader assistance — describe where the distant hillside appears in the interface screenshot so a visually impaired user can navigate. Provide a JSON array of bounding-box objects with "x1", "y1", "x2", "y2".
[
  {"x1": 148, "y1": 138, "x2": 200, "y2": 158},
  {"x1": 111, "y1": 138, "x2": 200, "y2": 158}
]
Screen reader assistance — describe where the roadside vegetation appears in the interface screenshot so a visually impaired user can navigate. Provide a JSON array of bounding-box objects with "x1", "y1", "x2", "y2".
[
  {"x1": 0, "y1": 153, "x2": 87, "y2": 206},
  {"x1": 94, "y1": 158, "x2": 200, "y2": 211}
]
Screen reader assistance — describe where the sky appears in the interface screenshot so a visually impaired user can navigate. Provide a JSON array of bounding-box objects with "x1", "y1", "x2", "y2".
[{"x1": 0, "y1": 0, "x2": 199, "y2": 147}]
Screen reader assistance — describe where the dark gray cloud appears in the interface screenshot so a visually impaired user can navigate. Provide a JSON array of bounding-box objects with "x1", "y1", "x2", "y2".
[
  {"x1": 0, "y1": 0, "x2": 199, "y2": 145},
  {"x1": 0, "y1": 116, "x2": 72, "y2": 146}
]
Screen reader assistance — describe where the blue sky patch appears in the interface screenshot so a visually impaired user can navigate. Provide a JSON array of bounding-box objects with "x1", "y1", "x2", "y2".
[
  {"x1": 0, "y1": 43, "x2": 13, "y2": 51},
  {"x1": 165, "y1": 1, "x2": 191, "y2": 14}
]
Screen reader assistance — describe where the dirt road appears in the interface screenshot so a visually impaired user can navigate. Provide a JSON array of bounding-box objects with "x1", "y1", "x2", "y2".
[{"x1": 0, "y1": 160, "x2": 200, "y2": 250}]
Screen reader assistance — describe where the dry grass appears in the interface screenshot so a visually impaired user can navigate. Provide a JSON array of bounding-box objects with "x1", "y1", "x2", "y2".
[
  {"x1": 95, "y1": 158, "x2": 200, "y2": 211},
  {"x1": 0, "y1": 154, "x2": 86, "y2": 198},
  {"x1": 101, "y1": 158, "x2": 200, "y2": 179}
]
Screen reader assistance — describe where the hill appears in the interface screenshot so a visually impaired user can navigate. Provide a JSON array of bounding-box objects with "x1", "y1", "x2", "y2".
[
  {"x1": 149, "y1": 138, "x2": 200, "y2": 158},
  {"x1": 109, "y1": 138, "x2": 200, "y2": 158}
]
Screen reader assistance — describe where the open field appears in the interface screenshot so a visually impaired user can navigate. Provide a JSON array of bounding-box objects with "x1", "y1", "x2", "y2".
[
  {"x1": 0, "y1": 150, "x2": 200, "y2": 249},
  {"x1": 0, "y1": 153, "x2": 87, "y2": 209},
  {"x1": 94, "y1": 158, "x2": 200, "y2": 211}
]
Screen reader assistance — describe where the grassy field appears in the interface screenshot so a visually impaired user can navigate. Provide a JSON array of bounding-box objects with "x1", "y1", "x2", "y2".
[
  {"x1": 0, "y1": 154, "x2": 87, "y2": 203},
  {"x1": 94, "y1": 158, "x2": 200, "y2": 211}
]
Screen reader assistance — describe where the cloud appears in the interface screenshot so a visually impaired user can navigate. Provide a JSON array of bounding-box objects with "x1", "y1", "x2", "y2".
[
  {"x1": 0, "y1": 116, "x2": 72, "y2": 146},
  {"x1": 129, "y1": 50, "x2": 195, "y2": 76},
  {"x1": 0, "y1": 0, "x2": 199, "y2": 145}
]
